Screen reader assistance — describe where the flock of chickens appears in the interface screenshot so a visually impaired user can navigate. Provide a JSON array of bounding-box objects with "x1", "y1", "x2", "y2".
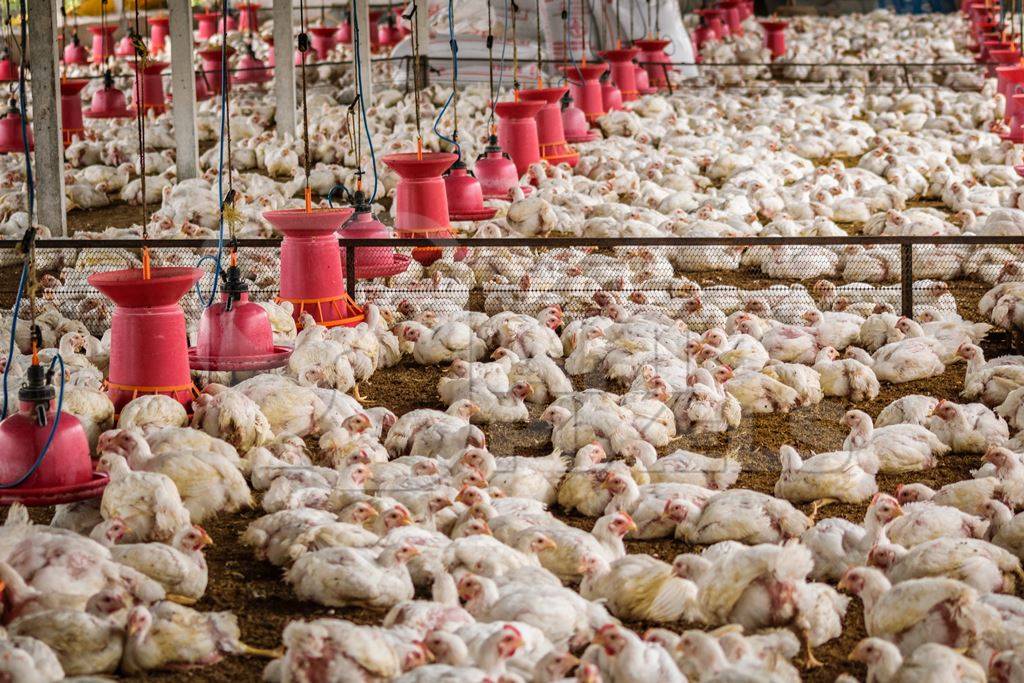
[{"x1": 0, "y1": 5, "x2": 1023, "y2": 683}]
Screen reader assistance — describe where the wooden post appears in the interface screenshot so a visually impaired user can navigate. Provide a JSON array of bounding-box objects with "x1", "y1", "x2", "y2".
[
  {"x1": 273, "y1": 0, "x2": 297, "y2": 136},
  {"x1": 27, "y1": 0, "x2": 67, "y2": 235},
  {"x1": 168, "y1": 0, "x2": 200, "y2": 180},
  {"x1": 353, "y1": 0, "x2": 373, "y2": 104}
]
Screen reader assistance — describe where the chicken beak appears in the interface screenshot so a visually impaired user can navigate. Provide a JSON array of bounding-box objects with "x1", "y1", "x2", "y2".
[
  {"x1": 398, "y1": 513, "x2": 414, "y2": 527},
  {"x1": 365, "y1": 507, "x2": 380, "y2": 520},
  {"x1": 200, "y1": 530, "x2": 214, "y2": 547},
  {"x1": 891, "y1": 503, "x2": 904, "y2": 517},
  {"x1": 539, "y1": 537, "x2": 558, "y2": 551},
  {"x1": 626, "y1": 519, "x2": 639, "y2": 533},
  {"x1": 418, "y1": 642, "x2": 435, "y2": 663},
  {"x1": 847, "y1": 649, "x2": 860, "y2": 662},
  {"x1": 480, "y1": 522, "x2": 493, "y2": 536}
]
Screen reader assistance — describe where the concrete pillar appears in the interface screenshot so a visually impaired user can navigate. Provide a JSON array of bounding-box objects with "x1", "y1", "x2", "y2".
[
  {"x1": 353, "y1": 0, "x2": 372, "y2": 104},
  {"x1": 273, "y1": 0, "x2": 297, "y2": 136},
  {"x1": 168, "y1": 0, "x2": 199, "y2": 180},
  {"x1": 27, "y1": 0, "x2": 67, "y2": 235}
]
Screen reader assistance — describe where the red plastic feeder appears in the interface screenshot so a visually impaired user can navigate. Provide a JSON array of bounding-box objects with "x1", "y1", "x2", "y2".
[
  {"x1": 717, "y1": 0, "x2": 743, "y2": 36},
  {"x1": 0, "y1": 53, "x2": 18, "y2": 82},
  {"x1": 85, "y1": 73, "x2": 132, "y2": 119},
  {"x1": 633, "y1": 38, "x2": 672, "y2": 87},
  {"x1": 561, "y1": 93, "x2": 599, "y2": 144},
  {"x1": 598, "y1": 48, "x2": 640, "y2": 101},
  {"x1": 378, "y1": 16, "x2": 402, "y2": 49},
  {"x1": 115, "y1": 34, "x2": 136, "y2": 59},
  {"x1": 88, "y1": 267, "x2": 204, "y2": 413},
  {"x1": 998, "y1": 65, "x2": 1024, "y2": 119},
  {"x1": 382, "y1": 152, "x2": 460, "y2": 266},
  {"x1": 189, "y1": 265, "x2": 291, "y2": 372},
  {"x1": 132, "y1": 61, "x2": 169, "y2": 113},
  {"x1": 340, "y1": 198, "x2": 411, "y2": 278},
  {"x1": 0, "y1": 103, "x2": 32, "y2": 154},
  {"x1": 308, "y1": 26, "x2": 338, "y2": 61},
  {"x1": 149, "y1": 15, "x2": 170, "y2": 53},
  {"x1": 562, "y1": 63, "x2": 607, "y2": 123},
  {"x1": 445, "y1": 161, "x2": 499, "y2": 221},
  {"x1": 475, "y1": 136, "x2": 521, "y2": 199},
  {"x1": 369, "y1": 11, "x2": 383, "y2": 49},
  {"x1": 633, "y1": 66, "x2": 656, "y2": 95},
  {"x1": 601, "y1": 80, "x2": 623, "y2": 112},
  {"x1": 1002, "y1": 93, "x2": 1024, "y2": 143},
  {"x1": 234, "y1": 47, "x2": 272, "y2": 85},
  {"x1": 519, "y1": 86, "x2": 579, "y2": 167},
  {"x1": 198, "y1": 46, "x2": 235, "y2": 95},
  {"x1": 60, "y1": 79, "x2": 89, "y2": 146},
  {"x1": 88, "y1": 25, "x2": 117, "y2": 64},
  {"x1": 760, "y1": 20, "x2": 788, "y2": 60},
  {"x1": 265, "y1": 207, "x2": 364, "y2": 328},
  {"x1": 64, "y1": 35, "x2": 89, "y2": 65},
  {"x1": 336, "y1": 19, "x2": 353, "y2": 44},
  {"x1": 0, "y1": 365, "x2": 108, "y2": 506},
  {"x1": 696, "y1": 9, "x2": 725, "y2": 39},
  {"x1": 989, "y1": 47, "x2": 1019, "y2": 78},
  {"x1": 495, "y1": 99, "x2": 545, "y2": 177},
  {"x1": 195, "y1": 12, "x2": 220, "y2": 40},
  {"x1": 195, "y1": 71, "x2": 215, "y2": 101},
  {"x1": 236, "y1": 2, "x2": 261, "y2": 32},
  {"x1": 220, "y1": 12, "x2": 239, "y2": 33}
]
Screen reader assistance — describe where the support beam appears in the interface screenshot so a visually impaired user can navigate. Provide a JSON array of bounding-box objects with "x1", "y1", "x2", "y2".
[
  {"x1": 414, "y1": 0, "x2": 429, "y2": 86},
  {"x1": 168, "y1": 0, "x2": 199, "y2": 181},
  {"x1": 273, "y1": 0, "x2": 297, "y2": 136},
  {"x1": 353, "y1": 0, "x2": 372, "y2": 105},
  {"x1": 28, "y1": 0, "x2": 67, "y2": 236}
]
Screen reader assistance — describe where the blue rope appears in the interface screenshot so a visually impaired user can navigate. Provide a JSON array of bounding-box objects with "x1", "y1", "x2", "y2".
[
  {"x1": 2, "y1": 260, "x2": 28, "y2": 420},
  {"x1": 353, "y1": 7, "x2": 380, "y2": 203},
  {"x1": 432, "y1": 0, "x2": 459, "y2": 155},
  {"x1": 0, "y1": 354, "x2": 66, "y2": 489}
]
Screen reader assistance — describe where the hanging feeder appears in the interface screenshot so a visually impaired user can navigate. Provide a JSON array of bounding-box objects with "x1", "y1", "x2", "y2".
[
  {"x1": 195, "y1": 11, "x2": 221, "y2": 40},
  {"x1": 88, "y1": 267, "x2": 204, "y2": 413},
  {"x1": 997, "y1": 64, "x2": 1024, "y2": 120},
  {"x1": 340, "y1": 191, "x2": 411, "y2": 278},
  {"x1": 195, "y1": 70, "x2": 215, "y2": 101},
  {"x1": 695, "y1": 9, "x2": 725, "y2": 40},
  {"x1": 63, "y1": 33, "x2": 90, "y2": 65},
  {"x1": 219, "y1": 11, "x2": 239, "y2": 33},
  {"x1": 369, "y1": 11, "x2": 384, "y2": 49},
  {"x1": 60, "y1": 79, "x2": 89, "y2": 146},
  {"x1": 148, "y1": 15, "x2": 170, "y2": 53},
  {"x1": 336, "y1": 18, "x2": 353, "y2": 44},
  {"x1": 88, "y1": 24, "x2": 118, "y2": 64},
  {"x1": 494, "y1": 99, "x2": 545, "y2": 177},
  {"x1": 236, "y1": 2, "x2": 262, "y2": 32},
  {"x1": 85, "y1": 71, "x2": 132, "y2": 119},
  {"x1": 560, "y1": 92, "x2": 599, "y2": 144},
  {"x1": 474, "y1": 135, "x2": 521, "y2": 199},
  {"x1": 197, "y1": 46, "x2": 236, "y2": 95},
  {"x1": 0, "y1": 50, "x2": 19, "y2": 82},
  {"x1": 561, "y1": 63, "x2": 607, "y2": 123},
  {"x1": 760, "y1": 20, "x2": 788, "y2": 60},
  {"x1": 600, "y1": 73, "x2": 624, "y2": 113},
  {"x1": 0, "y1": 362, "x2": 108, "y2": 506},
  {"x1": 0, "y1": 101, "x2": 33, "y2": 155},
  {"x1": 382, "y1": 152, "x2": 462, "y2": 267},
  {"x1": 233, "y1": 45, "x2": 273, "y2": 85},
  {"x1": 598, "y1": 47, "x2": 640, "y2": 102},
  {"x1": 131, "y1": 61, "x2": 170, "y2": 114},
  {"x1": 1003, "y1": 93, "x2": 1024, "y2": 143},
  {"x1": 378, "y1": 15, "x2": 402, "y2": 49},
  {"x1": 519, "y1": 86, "x2": 579, "y2": 167},
  {"x1": 445, "y1": 161, "x2": 499, "y2": 221},
  {"x1": 716, "y1": 0, "x2": 743, "y2": 36},
  {"x1": 115, "y1": 33, "x2": 136, "y2": 58},
  {"x1": 265, "y1": 208, "x2": 365, "y2": 328},
  {"x1": 633, "y1": 38, "x2": 672, "y2": 88},
  {"x1": 308, "y1": 26, "x2": 338, "y2": 61},
  {"x1": 189, "y1": 262, "x2": 291, "y2": 372}
]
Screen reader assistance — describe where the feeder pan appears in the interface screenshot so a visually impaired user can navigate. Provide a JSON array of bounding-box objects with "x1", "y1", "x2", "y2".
[
  {"x1": 60, "y1": 79, "x2": 89, "y2": 146},
  {"x1": 1002, "y1": 93, "x2": 1024, "y2": 143},
  {"x1": 189, "y1": 265, "x2": 291, "y2": 372},
  {"x1": 633, "y1": 38, "x2": 672, "y2": 88},
  {"x1": 115, "y1": 34, "x2": 135, "y2": 59},
  {"x1": 760, "y1": 20, "x2": 788, "y2": 60},
  {"x1": 445, "y1": 161, "x2": 499, "y2": 221},
  {"x1": 340, "y1": 195, "x2": 412, "y2": 279},
  {"x1": 63, "y1": 35, "x2": 89, "y2": 65},
  {"x1": 219, "y1": 12, "x2": 239, "y2": 33},
  {"x1": 233, "y1": 48, "x2": 272, "y2": 85},
  {"x1": 494, "y1": 99, "x2": 545, "y2": 177},
  {"x1": 131, "y1": 61, "x2": 169, "y2": 113},
  {"x1": 88, "y1": 24, "x2": 118, "y2": 63},
  {"x1": 696, "y1": 9, "x2": 725, "y2": 39},
  {"x1": 378, "y1": 17, "x2": 402, "y2": 49},
  {"x1": 633, "y1": 66, "x2": 656, "y2": 95},
  {"x1": 0, "y1": 103, "x2": 32, "y2": 154},
  {"x1": 336, "y1": 19, "x2": 353, "y2": 44},
  {"x1": 265, "y1": 207, "x2": 364, "y2": 328},
  {"x1": 989, "y1": 48, "x2": 1019, "y2": 79},
  {"x1": 0, "y1": 54, "x2": 18, "y2": 82},
  {"x1": 85, "y1": 73, "x2": 132, "y2": 119},
  {"x1": 197, "y1": 46, "x2": 236, "y2": 95},
  {"x1": 308, "y1": 26, "x2": 338, "y2": 61},
  {"x1": 717, "y1": 0, "x2": 743, "y2": 36},
  {"x1": 369, "y1": 11, "x2": 383, "y2": 48},
  {"x1": 195, "y1": 71, "x2": 215, "y2": 101},
  {"x1": 236, "y1": 2, "x2": 261, "y2": 32},
  {"x1": 519, "y1": 86, "x2": 579, "y2": 167},
  {"x1": 561, "y1": 63, "x2": 607, "y2": 122},
  {"x1": 598, "y1": 48, "x2": 640, "y2": 102},
  {"x1": 382, "y1": 152, "x2": 461, "y2": 267},
  {"x1": 0, "y1": 364, "x2": 108, "y2": 506},
  {"x1": 601, "y1": 81, "x2": 623, "y2": 112},
  {"x1": 148, "y1": 15, "x2": 170, "y2": 53},
  {"x1": 195, "y1": 12, "x2": 220, "y2": 40},
  {"x1": 475, "y1": 135, "x2": 522, "y2": 199},
  {"x1": 561, "y1": 93, "x2": 600, "y2": 143},
  {"x1": 89, "y1": 267, "x2": 204, "y2": 412}
]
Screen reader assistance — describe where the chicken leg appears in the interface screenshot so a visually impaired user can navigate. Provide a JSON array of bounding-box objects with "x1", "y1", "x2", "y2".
[
  {"x1": 809, "y1": 498, "x2": 838, "y2": 523},
  {"x1": 166, "y1": 593, "x2": 198, "y2": 606},
  {"x1": 351, "y1": 384, "x2": 368, "y2": 403},
  {"x1": 801, "y1": 627, "x2": 823, "y2": 669},
  {"x1": 239, "y1": 643, "x2": 285, "y2": 658}
]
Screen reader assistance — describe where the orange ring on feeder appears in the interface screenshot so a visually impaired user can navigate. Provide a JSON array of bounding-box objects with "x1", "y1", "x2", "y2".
[
  {"x1": 275, "y1": 293, "x2": 366, "y2": 329},
  {"x1": 105, "y1": 380, "x2": 200, "y2": 419},
  {"x1": 62, "y1": 127, "x2": 85, "y2": 145}
]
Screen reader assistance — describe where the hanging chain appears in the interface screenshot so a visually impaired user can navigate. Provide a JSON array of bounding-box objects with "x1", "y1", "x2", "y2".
[
  {"x1": 410, "y1": 5, "x2": 423, "y2": 154},
  {"x1": 298, "y1": 0, "x2": 313, "y2": 207},
  {"x1": 511, "y1": 0, "x2": 519, "y2": 92},
  {"x1": 486, "y1": 0, "x2": 496, "y2": 131},
  {"x1": 133, "y1": 0, "x2": 149, "y2": 242},
  {"x1": 561, "y1": 0, "x2": 568, "y2": 69},
  {"x1": 535, "y1": 0, "x2": 542, "y2": 86}
]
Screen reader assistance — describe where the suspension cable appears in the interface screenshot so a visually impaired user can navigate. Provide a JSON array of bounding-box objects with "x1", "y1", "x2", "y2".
[
  {"x1": 298, "y1": 0, "x2": 313, "y2": 209},
  {"x1": 409, "y1": 3, "x2": 423, "y2": 157}
]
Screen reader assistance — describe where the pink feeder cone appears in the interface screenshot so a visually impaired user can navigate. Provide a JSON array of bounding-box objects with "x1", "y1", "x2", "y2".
[
  {"x1": 598, "y1": 48, "x2": 641, "y2": 101},
  {"x1": 475, "y1": 136, "x2": 522, "y2": 199},
  {"x1": 601, "y1": 82, "x2": 623, "y2": 112},
  {"x1": 336, "y1": 19, "x2": 353, "y2": 44},
  {"x1": 717, "y1": 0, "x2": 743, "y2": 36},
  {"x1": 148, "y1": 15, "x2": 170, "y2": 53},
  {"x1": 0, "y1": 54, "x2": 18, "y2": 83},
  {"x1": 89, "y1": 267, "x2": 204, "y2": 413},
  {"x1": 84, "y1": 74, "x2": 132, "y2": 119},
  {"x1": 308, "y1": 26, "x2": 338, "y2": 61},
  {"x1": 997, "y1": 65, "x2": 1024, "y2": 118},
  {"x1": 115, "y1": 35, "x2": 135, "y2": 59},
  {"x1": 233, "y1": 48, "x2": 273, "y2": 85},
  {"x1": 0, "y1": 364, "x2": 107, "y2": 506},
  {"x1": 1002, "y1": 93, "x2": 1024, "y2": 143},
  {"x1": 633, "y1": 38, "x2": 672, "y2": 87},
  {"x1": 696, "y1": 9, "x2": 725, "y2": 39},
  {"x1": 382, "y1": 152, "x2": 460, "y2": 266},
  {"x1": 198, "y1": 46, "x2": 235, "y2": 95},
  {"x1": 189, "y1": 266, "x2": 291, "y2": 372},
  {"x1": 219, "y1": 12, "x2": 239, "y2": 33},
  {"x1": 519, "y1": 86, "x2": 579, "y2": 167},
  {"x1": 633, "y1": 65, "x2": 656, "y2": 95},
  {"x1": 0, "y1": 103, "x2": 32, "y2": 154},
  {"x1": 88, "y1": 24, "x2": 117, "y2": 63},
  {"x1": 445, "y1": 161, "x2": 499, "y2": 221},
  {"x1": 562, "y1": 62, "x2": 607, "y2": 122},
  {"x1": 195, "y1": 12, "x2": 220, "y2": 40},
  {"x1": 340, "y1": 200, "x2": 411, "y2": 279},
  {"x1": 760, "y1": 20, "x2": 788, "y2": 60},
  {"x1": 265, "y1": 207, "x2": 363, "y2": 328},
  {"x1": 378, "y1": 18, "x2": 402, "y2": 49},
  {"x1": 132, "y1": 61, "x2": 169, "y2": 113},
  {"x1": 236, "y1": 2, "x2": 261, "y2": 32},
  {"x1": 63, "y1": 35, "x2": 89, "y2": 65},
  {"x1": 562, "y1": 102, "x2": 599, "y2": 143},
  {"x1": 195, "y1": 71, "x2": 215, "y2": 101},
  {"x1": 60, "y1": 79, "x2": 89, "y2": 146},
  {"x1": 495, "y1": 99, "x2": 545, "y2": 177}
]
